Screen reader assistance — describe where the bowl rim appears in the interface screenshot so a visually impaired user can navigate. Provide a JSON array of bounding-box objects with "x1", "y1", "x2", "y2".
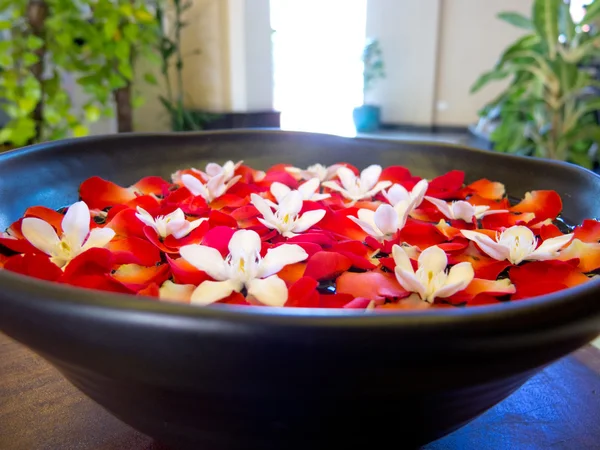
[{"x1": 1, "y1": 129, "x2": 600, "y2": 330}]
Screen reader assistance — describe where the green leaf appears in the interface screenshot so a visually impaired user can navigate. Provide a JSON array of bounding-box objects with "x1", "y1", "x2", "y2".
[
  {"x1": 132, "y1": 95, "x2": 145, "y2": 109},
  {"x1": 532, "y1": 0, "x2": 560, "y2": 60},
  {"x1": 84, "y1": 104, "x2": 102, "y2": 122},
  {"x1": 471, "y1": 69, "x2": 510, "y2": 93},
  {"x1": 496, "y1": 34, "x2": 542, "y2": 68},
  {"x1": 17, "y1": 98, "x2": 38, "y2": 115},
  {"x1": 144, "y1": 73, "x2": 158, "y2": 85},
  {"x1": 23, "y1": 53, "x2": 40, "y2": 66},
  {"x1": 0, "y1": 20, "x2": 11, "y2": 30},
  {"x1": 118, "y1": 62, "x2": 134, "y2": 81},
  {"x1": 115, "y1": 40, "x2": 131, "y2": 61},
  {"x1": 581, "y1": 0, "x2": 600, "y2": 26},
  {"x1": 0, "y1": 52, "x2": 11, "y2": 67},
  {"x1": 26, "y1": 35, "x2": 44, "y2": 51},
  {"x1": 72, "y1": 125, "x2": 89, "y2": 138},
  {"x1": 497, "y1": 12, "x2": 533, "y2": 30},
  {"x1": 558, "y1": 1, "x2": 575, "y2": 43},
  {"x1": 104, "y1": 16, "x2": 119, "y2": 39}
]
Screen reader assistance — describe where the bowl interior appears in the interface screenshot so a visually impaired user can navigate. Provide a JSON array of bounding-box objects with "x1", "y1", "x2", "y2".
[{"x1": 1, "y1": 130, "x2": 600, "y2": 231}]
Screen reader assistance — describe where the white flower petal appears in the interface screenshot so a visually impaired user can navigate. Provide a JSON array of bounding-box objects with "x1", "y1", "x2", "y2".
[
  {"x1": 384, "y1": 184, "x2": 410, "y2": 206},
  {"x1": 373, "y1": 204, "x2": 398, "y2": 236},
  {"x1": 348, "y1": 216, "x2": 381, "y2": 237},
  {"x1": 62, "y1": 201, "x2": 91, "y2": 249},
  {"x1": 228, "y1": 229, "x2": 262, "y2": 259},
  {"x1": 393, "y1": 200, "x2": 411, "y2": 229},
  {"x1": 180, "y1": 244, "x2": 229, "y2": 280},
  {"x1": 360, "y1": 164, "x2": 383, "y2": 190},
  {"x1": 451, "y1": 201, "x2": 476, "y2": 222},
  {"x1": 191, "y1": 279, "x2": 243, "y2": 306},
  {"x1": 425, "y1": 196, "x2": 453, "y2": 220},
  {"x1": 434, "y1": 262, "x2": 474, "y2": 298},
  {"x1": 529, "y1": 233, "x2": 574, "y2": 261},
  {"x1": 279, "y1": 190, "x2": 304, "y2": 216},
  {"x1": 135, "y1": 207, "x2": 158, "y2": 230},
  {"x1": 270, "y1": 182, "x2": 291, "y2": 203},
  {"x1": 417, "y1": 246, "x2": 448, "y2": 274},
  {"x1": 21, "y1": 217, "x2": 61, "y2": 256},
  {"x1": 251, "y1": 193, "x2": 277, "y2": 222},
  {"x1": 205, "y1": 162, "x2": 224, "y2": 178},
  {"x1": 181, "y1": 174, "x2": 209, "y2": 198},
  {"x1": 461, "y1": 230, "x2": 510, "y2": 262},
  {"x1": 298, "y1": 178, "x2": 321, "y2": 199},
  {"x1": 364, "y1": 181, "x2": 393, "y2": 198},
  {"x1": 159, "y1": 280, "x2": 196, "y2": 303},
  {"x1": 171, "y1": 218, "x2": 207, "y2": 240},
  {"x1": 410, "y1": 179, "x2": 429, "y2": 208},
  {"x1": 394, "y1": 267, "x2": 425, "y2": 299},
  {"x1": 258, "y1": 244, "x2": 308, "y2": 278},
  {"x1": 337, "y1": 167, "x2": 357, "y2": 191},
  {"x1": 247, "y1": 275, "x2": 288, "y2": 306},
  {"x1": 392, "y1": 244, "x2": 415, "y2": 273},
  {"x1": 292, "y1": 209, "x2": 326, "y2": 233},
  {"x1": 81, "y1": 228, "x2": 115, "y2": 252},
  {"x1": 321, "y1": 180, "x2": 346, "y2": 195},
  {"x1": 310, "y1": 193, "x2": 331, "y2": 201}
]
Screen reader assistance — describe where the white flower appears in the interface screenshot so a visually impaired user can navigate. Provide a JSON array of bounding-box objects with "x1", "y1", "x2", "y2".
[
  {"x1": 180, "y1": 229, "x2": 308, "y2": 306},
  {"x1": 21, "y1": 201, "x2": 115, "y2": 268},
  {"x1": 159, "y1": 280, "x2": 196, "y2": 303},
  {"x1": 383, "y1": 179, "x2": 429, "y2": 209},
  {"x1": 425, "y1": 196, "x2": 507, "y2": 222},
  {"x1": 181, "y1": 172, "x2": 241, "y2": 203},
  {"x1": 135, "y1": 207, "x2": 206, "y2": 240},
  {"x1": 461, "y1": 226, "x2": 574, "y2": 265},
  {"x1": 392, "y1": 244, "x2": 474, "y2": 303},
  {"x1": 322, "y1": 165, "x2": 392, "y2": 203},
  {"x1": 270, "y1": 178, "x2": 330, "y2": 204},
  {"x1": 251, "y1": 191, "x2": 326, "y2": 238},
  {"x1": 286, "y1": 163, "x2": 342, "y2": 182},
  {"x1": 349, "y1": 202, "x2": 411, "y2": 240},
  {"x1": 195, "y1": 160, "x2": 243, "y2": 182}
]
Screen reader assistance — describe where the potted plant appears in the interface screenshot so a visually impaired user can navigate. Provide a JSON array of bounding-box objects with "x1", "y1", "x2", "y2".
[
  {"x1": 353, "y1": 38, "x2": 385, "y2": 133},
  {"x1": 471, "y1": 0, "x2": 600, "y2": 169}
]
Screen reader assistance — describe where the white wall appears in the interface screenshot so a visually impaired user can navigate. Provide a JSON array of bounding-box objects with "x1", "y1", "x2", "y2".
[
  {"x1": 434, "y1": 0, "x2": 532, "y2": 126},
  {"x1": 366, "y1": 0, "x2": 441, "y2": 126}
]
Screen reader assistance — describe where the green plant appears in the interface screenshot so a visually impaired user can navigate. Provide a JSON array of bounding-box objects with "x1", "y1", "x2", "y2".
[
  {"x1": 65, "y1": 0, "x2": 161, "y2": 133},
  {"x1": 362, "y1": 38, "x2": 385, "y2": 103},
  {"x1": 0, "y1": 0, "x2": 94, "y2": 147},
  {"x1": 472, "y1": 0, "x2": 600, "y2": 169},
  {"x1": 0, "y1": 0, "x2": 161, "y2": 149},
  {"x1": 155, "y1": 0, "x2": 217, "y2": 132}
]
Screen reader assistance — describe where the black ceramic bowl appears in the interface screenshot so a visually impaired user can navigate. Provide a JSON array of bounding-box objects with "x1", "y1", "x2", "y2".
[{"x1": 1, "y1": 130, "x2": 600, "y2": 449}]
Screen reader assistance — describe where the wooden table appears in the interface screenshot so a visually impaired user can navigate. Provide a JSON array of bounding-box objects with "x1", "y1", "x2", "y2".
[{"x1": 1, "y1": 333, "x2": 600, "y2": 450}]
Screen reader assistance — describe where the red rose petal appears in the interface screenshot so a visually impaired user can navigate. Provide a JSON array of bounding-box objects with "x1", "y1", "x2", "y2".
[
  {"x1": 398, "y1": 220, "x2": 447, "y2": 249},
  {"x1": 62, "y1": 248, "x2": 114, "y2": 280},
  {"x1": 106, "y1": 237, "x2": 162, "y2": 266},
  {"x1": 113, "y1": 264, "x2": 171, "y2": 292},
  {"x1": 4, "y1": 253, "x2": 63, "y2": 282},
  {"x1": 511, "y1": 190, "x2": 562, "y2": 222},
  {"x1": 574, "y1": 220, "x2": 600, "y2": 243},
  {"x1": 427, "y1": 170, "x2": 465, "y2": 199},
  {"x1": 133, "y1": 176, "x2": 171, "y2": 196},
  {"x1": 80, "y1": 176, "x2": 137, "y2": 209},
  {"x1": 105, "y1": 208, "x2": 147, "y2": 238},
  {"x1": 319, "y1": 293, "x2": 355, "y2": 308},
  {"x1": 304, "y1": 251, "x2": 352, "y2": 281},
  {"x1": 201, "y1": 226, "x2": 236, "y2": 256},
  {"x1": 209, "y1": 210, "x2": 238, "y2": 228},
  {"x1": 336, "y1": 271, "x2": 408, "y2": 300},
  {"x1": 286, "y1": 277, "x2": 320, "y2": 307},
  {"x1": 509, "y1": 260, "x2": 589, "y2": 300},
  {"x1": 167, "y1": 255, "x2": 211, "y2": 285},
  {"x1": 465, "y1": 179, "x2": 506, "y2": 200}
]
